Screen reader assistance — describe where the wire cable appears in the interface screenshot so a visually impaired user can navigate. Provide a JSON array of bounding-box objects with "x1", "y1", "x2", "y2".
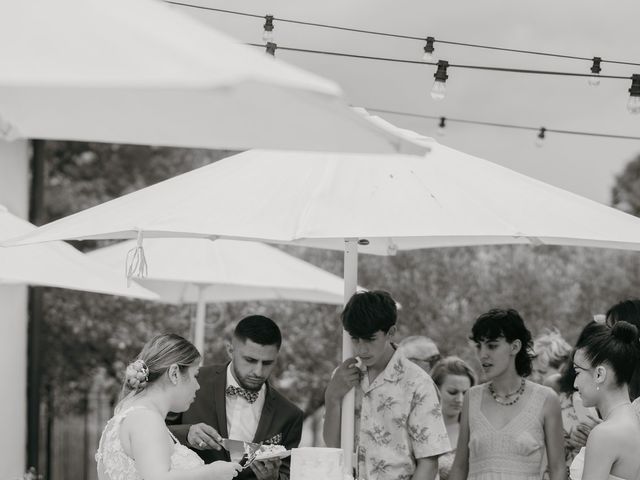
[
  {"x1": 247, "y1": 43, "x2": 633, "y2": 80},
  {"x1": 367, "y1": 108, "x2": 640, "y2": 141},
  {"x1": 166, "y1": 1, "x2": 640, "y2": 67}
]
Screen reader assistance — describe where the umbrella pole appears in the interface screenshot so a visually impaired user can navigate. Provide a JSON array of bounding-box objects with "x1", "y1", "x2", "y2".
[
  {"x1": 193, "y1": 285, "x2": 206, "y2": 356},
  {"x1": 340, "y1": 239, "x2": 358, "y2": 476}
]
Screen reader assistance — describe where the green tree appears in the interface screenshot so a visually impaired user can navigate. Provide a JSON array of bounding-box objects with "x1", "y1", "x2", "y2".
[{"x1": 612, "y1": 153, "x2": 640, "y2": 217}]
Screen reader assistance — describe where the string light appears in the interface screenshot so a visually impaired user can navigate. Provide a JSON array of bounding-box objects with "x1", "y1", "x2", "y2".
[
  {"x1": 437, "y1": 117, "x2": 446, "y2": 136},
  {"x1": 628, "y1": 74, "x2": 640, "y2": 114},
  {"x1": 422, "y1": 36, "x2": 436, "y2": 62},
  {"x1": 588, "y1": 57, "x2": 602, "y2": 86},
  {"x1": 431, "y1": 60, "x2": 449, "y2": 100},
  {"x1": 166, "y1": 2, "x2": 640, "y2": 68},
  {"x1": 366, "y1": 108, "x2": 640, "y2": 142},
  {"x1": 266, "y1": 42, "x2": 277, "y2": 56},
  {"x1": 263, "y1": 14, "x2": 275, "y2": 42},
  {"x1": 535, "y1": 127, "x2": 546, "y2": 148}
]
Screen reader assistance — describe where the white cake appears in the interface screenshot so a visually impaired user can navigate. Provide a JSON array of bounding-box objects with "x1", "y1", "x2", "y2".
[{"x1": 290, "y1": 447, "x2": 344, "y2": 480}]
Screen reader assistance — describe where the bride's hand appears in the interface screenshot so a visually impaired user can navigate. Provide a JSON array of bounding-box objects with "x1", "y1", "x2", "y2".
[{"x1": 207, "y1": 461, "x2": 242, "y2": 479}]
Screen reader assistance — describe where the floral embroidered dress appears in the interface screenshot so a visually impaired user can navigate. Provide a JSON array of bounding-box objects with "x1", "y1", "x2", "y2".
[
  {"x1": 96, "y1": 405, "x2": 204, "y2": 480},
  {"x1": 354, "y1": 350, "x2": 450, "y2": 480}
]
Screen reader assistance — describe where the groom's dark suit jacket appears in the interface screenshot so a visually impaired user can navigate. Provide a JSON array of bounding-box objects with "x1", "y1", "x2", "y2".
[{"x1": 167, "y1": 364, "x2": 304, "y2": 480}]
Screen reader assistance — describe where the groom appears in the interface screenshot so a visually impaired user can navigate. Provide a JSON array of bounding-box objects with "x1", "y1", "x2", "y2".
[{"x1": 167, "y1": 315, "x2": 304, "y2": 480}]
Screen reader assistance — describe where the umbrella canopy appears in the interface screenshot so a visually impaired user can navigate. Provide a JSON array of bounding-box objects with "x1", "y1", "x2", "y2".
[
  {"x1": 10, "y1": 145, "x2": 640, "y2": 254},
  {"x1": 87, "y1": 238, "x2": 348, "y2": 352},
  {"x1": 0, "y1": 0, "x2": 425, "y2": 155},
  {"x1": 0, "y1": 206, "x2": 157, "y2": 299},
  {"x1": 88, "y1": 238, "x2": 346, "y2": 305}
]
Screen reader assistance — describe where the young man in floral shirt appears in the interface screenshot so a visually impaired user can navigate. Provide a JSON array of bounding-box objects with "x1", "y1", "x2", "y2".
[{"x1": 324, "y1": 290, "x2": 450, "y2": 480}]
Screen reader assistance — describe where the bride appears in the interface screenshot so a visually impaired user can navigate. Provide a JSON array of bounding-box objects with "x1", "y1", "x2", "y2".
[
  {"x1": 96, "y1": 333, "x2": 241, "y2": 480},
  {"x1": 570, "y1": 321, "x2": 640, "y2": 480}
]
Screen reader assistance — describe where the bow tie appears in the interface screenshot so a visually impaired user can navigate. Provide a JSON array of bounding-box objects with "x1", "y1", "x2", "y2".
[{"x1": 225, "y1": 385, "x2": 259, "y2": 404}]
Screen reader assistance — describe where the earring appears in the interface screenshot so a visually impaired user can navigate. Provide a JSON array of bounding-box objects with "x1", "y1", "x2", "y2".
[{"x1": 596, "y1": 385, "x2": 600, "y2": 391}]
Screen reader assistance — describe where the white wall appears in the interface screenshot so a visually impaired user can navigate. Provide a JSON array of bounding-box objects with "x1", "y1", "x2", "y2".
[{"x1": 0, "y1": 139, "x2": 29, "y2": 479}]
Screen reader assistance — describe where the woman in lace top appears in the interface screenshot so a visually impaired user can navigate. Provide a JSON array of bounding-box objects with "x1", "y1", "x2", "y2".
[
  {"x1": 569, "y1": 321, "x2": 640, "y2": 480},
  {"x1": 430, "y1": 356, "x2": 477, "y2": 480},
  {"x1": 448, "y1": 309, "x2": 566, "y2": 480},
  {"x1": 96, "y1": 333, "x2": 241, "y2": 480}
]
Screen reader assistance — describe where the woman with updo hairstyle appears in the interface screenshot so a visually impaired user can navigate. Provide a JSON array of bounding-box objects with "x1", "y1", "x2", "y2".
[
  {"x1": 430, "y1": 356, "x2": 477, "y2": 480},
  {"x1": 448, "y1": 308, "x2": 566, "y2": 480},
  {"x1": 96, "y1": 333, "x2": 241, "y2": 480},
  {"x1": 569, "y1": 321, "x2": 640, "y2": 480},
  {"x1": 605, "y1": 299, "x2": 640, "y2": 405}
]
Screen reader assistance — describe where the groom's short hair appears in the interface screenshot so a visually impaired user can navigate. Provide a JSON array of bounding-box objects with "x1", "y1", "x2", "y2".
[{"x1": 234, "y1": 315, "x2": 282, "y2": 349}]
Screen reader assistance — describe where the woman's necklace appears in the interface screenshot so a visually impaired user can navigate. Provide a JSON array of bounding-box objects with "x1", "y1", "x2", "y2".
[{"x1": 488, "y1": 378, "x2": 526, "y2": 406}]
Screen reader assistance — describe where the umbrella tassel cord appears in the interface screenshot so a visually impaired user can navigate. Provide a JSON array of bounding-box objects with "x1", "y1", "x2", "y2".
[{"x1": 125, "y1": 230, "x2": 148, "y2": 286}]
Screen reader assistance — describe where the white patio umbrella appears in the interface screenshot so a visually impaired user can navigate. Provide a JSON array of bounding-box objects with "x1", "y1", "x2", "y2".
[
  {"x1": 0, "y1": 0, "x2": 425, "y2": 155},
  {"x1": 87, "y1": 238, "x2": 348, "y2": 353},
  {"x1": 10, "y1": 135, "x2": 640, "y2": 470},
  {"x1": 0, "y1": 205, "x2": 157, "y2": 299}
]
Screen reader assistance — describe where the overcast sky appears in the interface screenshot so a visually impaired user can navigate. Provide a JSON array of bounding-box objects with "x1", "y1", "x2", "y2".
[{"x1": 173, "y1": 0, "x2": 640, "y2": 205}]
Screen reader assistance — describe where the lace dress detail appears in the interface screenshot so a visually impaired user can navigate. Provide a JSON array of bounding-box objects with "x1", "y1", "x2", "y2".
[
  {"x1": 95, "y1": 406, "x2": 204, "y2": 480},
  {"x1": 467, "y1": 382, "x2": 548, "y2": 480}
]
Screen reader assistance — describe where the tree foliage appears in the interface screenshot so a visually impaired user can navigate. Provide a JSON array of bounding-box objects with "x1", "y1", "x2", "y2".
[{"x1": 612, "y1": 153, "x2": 640, "y2": 217}]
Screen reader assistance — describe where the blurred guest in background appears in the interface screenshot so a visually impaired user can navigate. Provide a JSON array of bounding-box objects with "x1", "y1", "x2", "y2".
[
  {"x1": 545, "y1": 322, "x2": 602, "y2": 475},
  {"x1": 397, "y1": 335, "x2": 441, "y2": 373},
  {"x1": 430, "y1": 356, "x2": 477, "y2": 480},
  {"x1": 531, "y1": 329, "x2": 572, "y2": 386}
]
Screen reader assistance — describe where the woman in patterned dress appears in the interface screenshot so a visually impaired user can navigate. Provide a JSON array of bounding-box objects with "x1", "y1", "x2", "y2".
[
  {"x1": 430, "y1": 357, "x2": 477, "y2": 480},
  {"x1": 96, "y1": 333, "x2": 241, "y2": 480},
  {"x1": 448, "y1": 309, "x2": 566, "y2": 480}
]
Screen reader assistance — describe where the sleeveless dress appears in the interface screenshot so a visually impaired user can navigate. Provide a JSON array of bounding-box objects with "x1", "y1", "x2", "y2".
[
  {"x1": 467, "y1": 382, "x2": 548, "y2": 480},
  {"x1": 569, "y1": 448, "x2": 625, "y2": 480},
  {"x1": 95, "y1": 405, "x2": 204, "y2": 480}
]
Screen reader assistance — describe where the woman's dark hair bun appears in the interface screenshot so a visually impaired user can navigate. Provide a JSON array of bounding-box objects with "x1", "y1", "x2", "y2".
[{"x1": 611, "y1": 321, "x2": 638, "y2": 344}]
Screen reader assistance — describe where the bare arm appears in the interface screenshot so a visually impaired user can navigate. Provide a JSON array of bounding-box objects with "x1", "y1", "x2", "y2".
[
  {"x1": 411, "y1": 457, "x2": 439, "y2": 480},
  {"x1": 447, "y1": 393, "x2": 470, "y2": 480},
  {"x1": 543, "y1": 390, "x2": 567, "y2": 480},
  {"x1": 579, "y1": 425, "x2": 616, "y2": 480},
  {"x1": 123, "y1": 409, "x2": 241, "y2": 480},
  {"x1": 322, "y1": 358, "x2": 361, "y2": 448}
]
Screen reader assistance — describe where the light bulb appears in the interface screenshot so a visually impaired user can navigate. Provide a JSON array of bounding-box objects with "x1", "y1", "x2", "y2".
[
  {"x1": 422, "y1": 51, "x2": 435, "y2": 63},
  {"x1": 262, "y1": 30, "x2": 274, "y2": 42},
  {"x1": 535, "y1": 127, "x2": 546, "y2": 148},
  {"x1": 436, "y1": 126, "x2": 446, "y2": 137},
  {"x1": 431, "y1": 80, "x2": 446, "y2": 100},
  {"x1": 628, "y1": 95, "x2": 640, "y2": 114},
  {"x1": 588, "y1": 74, "x2": 600, "y2": 87}
]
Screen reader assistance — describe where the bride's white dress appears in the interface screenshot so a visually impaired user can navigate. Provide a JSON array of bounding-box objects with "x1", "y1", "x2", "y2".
[
  {"x1": 569, "y1": 448, "x2": 625, "y2": 480},
  {"x1": 95, "y1": 406, "x2": 204, "y2": 480}
]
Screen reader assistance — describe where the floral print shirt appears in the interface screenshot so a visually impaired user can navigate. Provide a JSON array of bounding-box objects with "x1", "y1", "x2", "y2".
[{"x1": 355, "y1": 350, "x2": 450, "y2": 480}]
